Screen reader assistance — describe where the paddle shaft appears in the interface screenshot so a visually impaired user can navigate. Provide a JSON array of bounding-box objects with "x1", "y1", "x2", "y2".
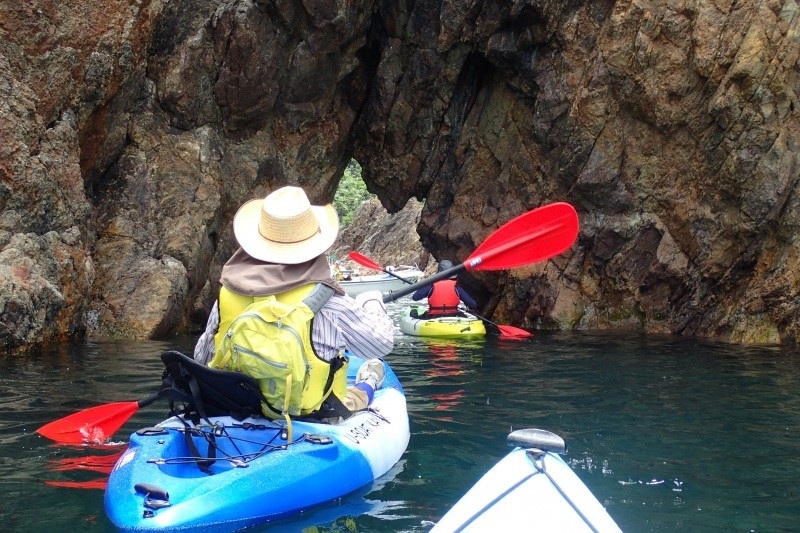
[
  {"x1": 381, "y1": 263, "x2": 522, "y2": 334},
  {"x1": 383, "y1": 264, "x2": 465, "y2": 303},
  {"x1": 347, "y1": 252, "x2": 417, "y2": 286},
  {"x1": 382, "y1": 218, "x2": 564, "y2": 302},
  {"x1": 384, "y1": 268, "x2": 414, "y2": 285},
  {"x1": 138, "y1": 392, "x2": 163, "y2": 409},
  {"x1": 370, "y1": 261, "x2": 514, "y2": 334},
  {"x1": 375, "y1": 260, "x2": 497, "y2": 327},
  {"x1": 470, "y1": 310, "x2": 504, "y2": 330}
]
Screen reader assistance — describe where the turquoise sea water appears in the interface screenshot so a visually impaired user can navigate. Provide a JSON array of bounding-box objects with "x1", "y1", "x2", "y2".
[{"x1": 1, "y1": 299, "x2": 799, "y2": 532}]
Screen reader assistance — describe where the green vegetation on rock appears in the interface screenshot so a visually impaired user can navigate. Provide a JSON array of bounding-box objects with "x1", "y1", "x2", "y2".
[{"x1": 333, "y1": 160, "x2": 374, "y2": 227}]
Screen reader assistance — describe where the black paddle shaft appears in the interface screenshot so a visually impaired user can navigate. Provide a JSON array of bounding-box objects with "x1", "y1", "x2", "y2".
[
  {"x1": 383, "y1": 268, "x2": 414, "y2": 285},
  {"x1": 382, "y1": 264, "x2": 465, "y2": 303},
  {"x1": 137, "y1": 392, "x2": 164, "y2": 408}
]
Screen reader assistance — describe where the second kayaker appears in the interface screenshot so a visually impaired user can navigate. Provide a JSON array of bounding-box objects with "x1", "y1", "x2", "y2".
[{"x1": 411, "y1": 259, "x2": 478, "y2": 318}]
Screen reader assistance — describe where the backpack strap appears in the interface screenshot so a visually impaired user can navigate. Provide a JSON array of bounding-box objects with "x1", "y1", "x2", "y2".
[
  {"x1": 317, "y1": 394, "x2": 353, "y2": 420},
  {"x1": 303, "y1": 283, "x2": 335, "y2": 312},
  {"x1": 315, "y1": 354, "x2": 353, "y2": 419},
  {"x1": 301, "y1": 285, "x2": 354, "y2": 420}
]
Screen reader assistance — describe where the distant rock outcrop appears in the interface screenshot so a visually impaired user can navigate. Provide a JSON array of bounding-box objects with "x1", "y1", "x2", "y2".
[{"x1": 331, "y1": 197, "x2": 431, "y2": 276}]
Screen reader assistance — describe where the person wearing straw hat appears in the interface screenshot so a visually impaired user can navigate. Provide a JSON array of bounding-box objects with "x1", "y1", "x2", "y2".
[
  {"x1": 194, "y1": 185, "x2": 391, "y2": 415},
  {"x1": 332, "y1": 260, "x2": 351, "y2": 281}
]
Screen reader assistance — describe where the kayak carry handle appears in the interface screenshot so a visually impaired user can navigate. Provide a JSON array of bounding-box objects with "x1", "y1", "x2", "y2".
[
  {"x1": 507, "y1": 428, "x2": 567, "y2": 455},
  {"x1": 135, "y1": 482, "x2": 171, "y2": 509}
]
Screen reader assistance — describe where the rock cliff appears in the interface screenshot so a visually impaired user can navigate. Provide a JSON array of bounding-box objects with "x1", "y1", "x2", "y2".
[
  {"x1": 331, "y1": 197, "x2": 431, "y2": 276},
  {"x1": 1, "y1": 0, "x2": 798, "y2": 352}
]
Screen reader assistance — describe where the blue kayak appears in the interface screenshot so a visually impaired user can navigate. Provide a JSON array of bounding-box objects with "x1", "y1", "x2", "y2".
[
  {"x1": 104, "y1": 354, "x2": 409, "y2": 532},
  {"x1": 432, "y1": 428, "x2": 621, "y2": 532}
]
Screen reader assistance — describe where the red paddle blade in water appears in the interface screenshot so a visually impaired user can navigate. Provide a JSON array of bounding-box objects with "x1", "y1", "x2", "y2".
[
  {"x1": 45, "y1": 479, "x2": 109, "y2": 490},
  {"x1": 48, "y1": 451, "x2": 123, "y2": 474},
  {"x1": 37, "y1": 393, "x2": 162, "y2": 445},
  {"x1": 495, "y1": 324, "x2": 534, "y2": 339},
  {"x1": 36, "y1": 401, "x2": 140, "y2": 444},
  {"x1": 465, "y1": 202, "x2": 579, "y2": 271},
  {"x1": 44, "y1": 450, "x2": 123, "y2": 491}
]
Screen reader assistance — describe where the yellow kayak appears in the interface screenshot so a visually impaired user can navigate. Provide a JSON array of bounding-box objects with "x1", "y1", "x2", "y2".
[{"x1": 399, "y1": 306, "x2": 486, "y2": 338}]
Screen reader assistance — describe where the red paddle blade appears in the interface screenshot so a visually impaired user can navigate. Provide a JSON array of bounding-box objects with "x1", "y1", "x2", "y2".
[
  {"x1": 465, "y1": 202, "x2": 578, "y2": 271},
  {"x1": 496, "y1": 325, "x2": 534, "y2": 339},
  {"x1": 37, "y1": 401, "x2": 140, "y2": 444},
  {"x1": 45, "y1": 479, "x2": 108, "y2": 490},
  {"x1": 48, "y1": 451, "x2": 123, "y2": 474},
  {"x1": 348, "y1": 251, "x2": 382, "y2": 271}
]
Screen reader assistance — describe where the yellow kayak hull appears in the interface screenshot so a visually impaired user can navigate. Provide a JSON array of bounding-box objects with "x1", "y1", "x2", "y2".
[{"x1": 399, "y1": 306, "x2": 486, "y2": 338}]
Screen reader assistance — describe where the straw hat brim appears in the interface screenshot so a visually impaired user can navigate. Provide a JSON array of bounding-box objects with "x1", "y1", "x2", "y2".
[{"x1": 233, "y1": 198, "x2": 339, "y2": 264}]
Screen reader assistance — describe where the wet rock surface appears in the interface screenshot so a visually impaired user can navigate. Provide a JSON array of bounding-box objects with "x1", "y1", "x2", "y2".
[{"x1": 1, "y1": 0, "x2": 798, "y2": 351}]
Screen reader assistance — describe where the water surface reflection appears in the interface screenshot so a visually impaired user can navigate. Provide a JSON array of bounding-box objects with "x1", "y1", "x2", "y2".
[{"x1": 2, "y1": 319, "x2": 799, "y2": 532}]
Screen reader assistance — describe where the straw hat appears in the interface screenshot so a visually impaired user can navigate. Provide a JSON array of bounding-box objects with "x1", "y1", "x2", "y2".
[{"x1": 233, "y1": 186, "x2": 339, "y2": 264}]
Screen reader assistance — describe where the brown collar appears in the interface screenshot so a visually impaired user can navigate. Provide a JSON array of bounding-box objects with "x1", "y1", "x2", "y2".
[{"x1": 220, "y1": 248, "x2": 344, "y2": 297}]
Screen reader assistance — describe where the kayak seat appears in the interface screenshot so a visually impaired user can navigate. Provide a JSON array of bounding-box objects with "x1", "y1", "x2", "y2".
[{"x1": 160, "y1": 350, "x2": 264, "y2": 422}]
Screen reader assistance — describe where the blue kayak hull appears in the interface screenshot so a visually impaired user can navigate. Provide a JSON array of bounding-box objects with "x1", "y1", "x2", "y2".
[{"x1": 104, "y1": 362, "x2": 409, "y2": 532}]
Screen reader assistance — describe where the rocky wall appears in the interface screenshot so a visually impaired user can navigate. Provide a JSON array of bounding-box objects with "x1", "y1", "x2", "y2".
[{"x1": 0, "y1": 0, "x2": 798, "y2": 353}]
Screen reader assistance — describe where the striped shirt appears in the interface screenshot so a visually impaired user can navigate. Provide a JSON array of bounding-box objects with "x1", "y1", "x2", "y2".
[
  {"x1": 312, "y1": 294, "x2": 394, "y2": 361},
  {"x1": 193, "y1": 293, "x2": 394, "y2": 364}
]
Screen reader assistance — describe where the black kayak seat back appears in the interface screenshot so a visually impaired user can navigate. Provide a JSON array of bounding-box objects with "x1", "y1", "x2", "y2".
[{"x1": 160, "y1": 350, "x2": 263, "y2": 421}]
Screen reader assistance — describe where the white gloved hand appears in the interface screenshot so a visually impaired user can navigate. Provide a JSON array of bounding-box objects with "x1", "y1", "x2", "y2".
[{"x1": 354, "y1": 290, "x2": 387, "y2": 313}]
